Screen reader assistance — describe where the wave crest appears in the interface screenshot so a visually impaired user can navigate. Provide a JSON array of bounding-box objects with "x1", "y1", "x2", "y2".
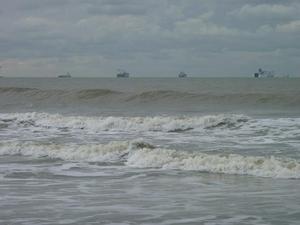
[
  {"x1": 0, "y1": 140, "x2": 299, "y2": 179},
  {"x1": 1, "y1": 87, "x2": 300, "y2": 107},
  {"x1": 0, "y1": 112, "x2": 249, "y2": 132},
  {"x1": 127, "y1": 148, "x2": 300, "y2": 179},
  {"x1": 0, "y1": 87, "x2": 39, "y2": 93},
  {"x1": 77, "y1": 89, "x2": 121, "y2": 99}
]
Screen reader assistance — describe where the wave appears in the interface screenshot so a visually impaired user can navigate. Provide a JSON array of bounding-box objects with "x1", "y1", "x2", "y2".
[
  {"x1": 0, "y1": 112, "x2": 249, "y2": 132},
  {"x1": 0, "y1": 87, "x2": 119, "y2": 98},
  {"x1": 76, "y1": 89, "x2": 121, "y2": 99},
  {"x1": 0, "y1": 87, "x2": 39, "y2": 93},
  {"x1": 125, "y1": 90, "x2": 198, "y2": 102},
  {"x1": 1, "y1": 87, "x2": 300, "y2": 107},
  {"x1": 0, "y1": 140, "x2": 299, "y2": 179}
]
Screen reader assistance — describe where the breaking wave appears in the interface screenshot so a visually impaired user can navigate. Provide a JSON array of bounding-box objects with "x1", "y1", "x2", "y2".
[
  {"x1": 0, "y1": 112, "x2": 248, "y2": 132},
  {"x1": 0, "y1": 140, "x2": 299, "y2": 179}
]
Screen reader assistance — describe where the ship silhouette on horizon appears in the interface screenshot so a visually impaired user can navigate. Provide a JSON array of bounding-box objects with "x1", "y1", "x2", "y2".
[{"x1": 116, "y1": 69, "x2": 130, "y2": 78}]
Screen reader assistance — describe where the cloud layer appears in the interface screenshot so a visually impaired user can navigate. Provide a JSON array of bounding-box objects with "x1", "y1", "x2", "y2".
[{"x1": 0, "y1": 0, "x2": 299, "y2": 77}]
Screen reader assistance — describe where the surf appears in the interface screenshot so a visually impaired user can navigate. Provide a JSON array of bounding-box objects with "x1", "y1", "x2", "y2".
[{"x1": 0, "y1": 140, "x2": 299, "y2": 179}]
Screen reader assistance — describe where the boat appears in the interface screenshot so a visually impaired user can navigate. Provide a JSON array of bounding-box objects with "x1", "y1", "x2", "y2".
[
  {"x1": 178, "y1": 72, "x2": 187, "y2": 78},
  {"x1": 116, "y1": 70, "x2": 130, "y2": 78},
  {"x1": 254, "y1": 68, "x2": 274, "y2": 78},
  {"x1": 58, "y1": 72, "x2": 72, "y2": 78}
]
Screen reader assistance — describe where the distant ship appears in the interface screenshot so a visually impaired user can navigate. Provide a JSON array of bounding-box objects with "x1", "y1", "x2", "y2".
[
  {"x1": 116, "y1": 70, "x2": 130, "y2": 78},
  {"x1": 178, "y1": 72, "x2": 187, "y2": 78},
  {"x1": 58, "y1": 72, "x2": 72, "y2": 78},
  {"x1": 254, "y1": 68, "x2": 274, "y2": 78}
]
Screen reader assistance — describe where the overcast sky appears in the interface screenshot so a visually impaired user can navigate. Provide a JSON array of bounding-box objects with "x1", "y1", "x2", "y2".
[{"x1": 0, "y1": 0, "x2": 299, "y2": 77}]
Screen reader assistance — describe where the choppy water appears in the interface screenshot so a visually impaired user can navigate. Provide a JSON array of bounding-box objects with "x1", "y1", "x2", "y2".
[{"x1": 0, "y1": 78, "x2": 300, "y2": 225}]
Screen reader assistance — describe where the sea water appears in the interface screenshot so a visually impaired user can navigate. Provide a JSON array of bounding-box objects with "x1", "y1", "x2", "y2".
[{"x1": 0, "y1": 78, "x2": 300, "y2": 225}]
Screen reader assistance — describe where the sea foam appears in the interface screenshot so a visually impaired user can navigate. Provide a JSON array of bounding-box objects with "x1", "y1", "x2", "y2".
[
  {"x1": 0, "y1": 140, "x2": 299, "y2": 179},
  {"x1": 0, "y1": 112, "x2": 248, "y2": 132}
]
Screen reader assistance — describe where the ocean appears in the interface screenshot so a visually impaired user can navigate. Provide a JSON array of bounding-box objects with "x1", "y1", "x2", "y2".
[{"x1": 0, "y1": 78, "x2": 299, "y2": 225}]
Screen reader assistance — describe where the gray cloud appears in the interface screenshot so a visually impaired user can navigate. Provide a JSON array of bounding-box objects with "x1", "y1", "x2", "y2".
[{"x1": 0, "y1": 0, "x2": 299, "y2": 77}]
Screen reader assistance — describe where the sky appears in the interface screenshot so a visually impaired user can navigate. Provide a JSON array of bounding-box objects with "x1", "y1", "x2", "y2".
[{"x1": 0, "y1": 0, "x2": 299, "y2": 77}]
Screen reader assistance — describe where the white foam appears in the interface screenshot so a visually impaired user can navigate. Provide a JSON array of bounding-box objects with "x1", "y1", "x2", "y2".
[
  {"x1": 0, "y1": 140, "x2": 299, "y2": 179},
  {"x1": 126, "y1": 147, "x2": 300, "y2": 179},
  {"x1": 0, "y1": 141, "x2": 130, "y2": 162},
  {"x1": 0, "y1": 112, "x2": 248, "y2": 133}
]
